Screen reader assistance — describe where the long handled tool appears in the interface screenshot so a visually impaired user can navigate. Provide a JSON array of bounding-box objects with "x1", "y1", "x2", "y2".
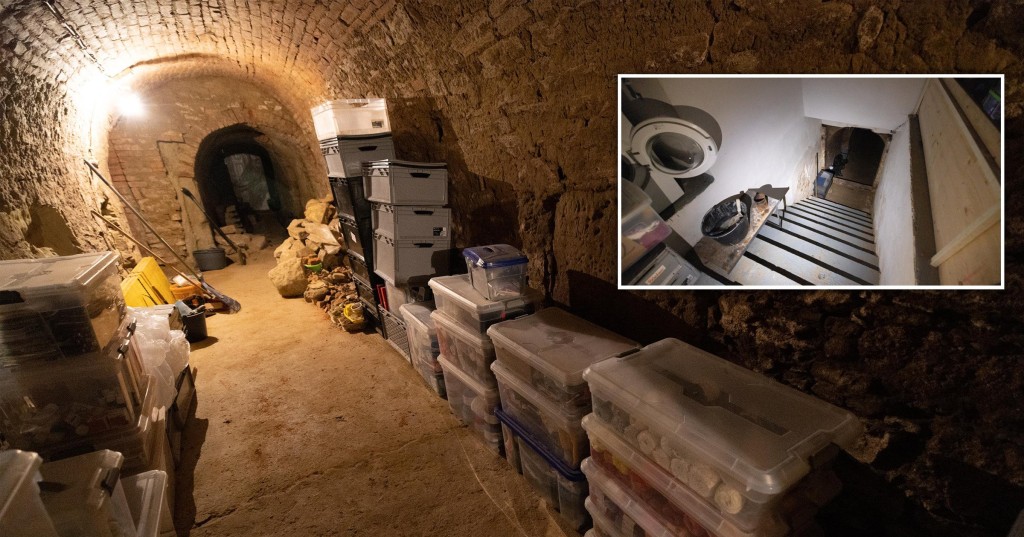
[
  {"x1": 92, "y1": 210, "x2": 241, "y2": 313},
  {"x1": 85, "y1": 160, "x2": 241, "y2": 313},
  {"x1": 180, "y1": 187, "x2": 246, "y2": 265}
]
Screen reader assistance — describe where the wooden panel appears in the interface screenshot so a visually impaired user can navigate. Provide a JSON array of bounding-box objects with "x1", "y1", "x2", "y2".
[
  {"x1": 803, "y1": 196, "x2": 873, "y2": 221},
  {"x1": 938, "y1": 224, "x2": 1000, "y2": 285},
  {"x1": 917, "y1": 79, "x2": 1001, "y2": 284},
  {"x1": 784, "y1": 208, "x2": 876, "y2": 244},
  {"x1": 780, "y1": 212, "x2": 877, "y2": 252},
  {"x1": 941, "y1": 79, "x2": 1000, "y2": 164},
  {"x1": 789, "y1": 204, "x2": 874, "y2": 234}
]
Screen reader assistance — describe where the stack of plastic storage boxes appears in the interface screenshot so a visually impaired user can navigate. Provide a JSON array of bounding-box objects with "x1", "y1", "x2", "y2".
[
  {"x1": 0, "y1": 253, "x2": 157, "y2": 471},
  {"x1": 314, "y1": 98, "x2": 396, "y2": 334},
  {"x1": 366, "y1": 159, "x2": 452, "y2": 360},
  {"x1": 426, "y1": 246, "x2": 541, "y2": 455},
  {"x1": 487, "y1": 308, "x2": 639, "y2": 531},
  {"x1": 621, "y1": 180, "x2": 701, "y2": 286},
  {"x1": 580, "y1": 338, "x2": 864, "y2": 537},
  {"x1": 0, "y1": 448, "x2": 174, "y2": 537}
]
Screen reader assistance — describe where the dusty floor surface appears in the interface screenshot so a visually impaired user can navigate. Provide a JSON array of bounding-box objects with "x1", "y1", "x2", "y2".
[
  {"x1": 172, "y1": 249, "x2": 573, "y2": 537},
  {"x1": 824, "y1": 177, "x2": 874, "y2": 215}
]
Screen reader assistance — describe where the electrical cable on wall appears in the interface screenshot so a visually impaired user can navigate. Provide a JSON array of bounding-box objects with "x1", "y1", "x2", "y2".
[{"x1": 42, "y1": 0, "x2": 115, "y2": 78}]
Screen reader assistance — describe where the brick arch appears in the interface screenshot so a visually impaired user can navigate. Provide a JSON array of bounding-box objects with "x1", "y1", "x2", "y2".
[{"x1": 107, "y1": 74, "x2": 327, "y2": 262}]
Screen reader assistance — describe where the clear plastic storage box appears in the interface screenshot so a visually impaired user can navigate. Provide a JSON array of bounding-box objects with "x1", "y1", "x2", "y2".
[
  {"x1": 39, "y1": 449, "x2": 138, "y2": 537},
  {"x1": 428, "y1": 274, "x2": 543, "y2": 333},
  {"x1": 430, "y1": 310, "x2": 496, "y2": 388},
  {"x1": 487, "y1": 307, "x2": 637, "y2": 409},
  {"x1": 122, "y1": 470, "x2": 173, "y2": 537},
  {"x1": 400, "y1": 303, "x2": 440, "y2": 371},
  {"x1": 438, "y1": 355, "x2": 502, "y2": 455},
  {"x1": 585, "y1": 415, "x2": 789, "y2": 537},
  {"x1": 585, "y1": 458, "x2": 678, "y2": 537},
  {"x1": 363, "y1": 160, "x2": 448, "y2": 205},
  {"x1": 0, "y1": 450, "x2": 59, "y2": 537},
  {"x1": 621, "y1": 180, "x2": 671, "y2": 270},
  {"x1": 0, "y1": 252, "x2": 126, "y2": 367},
  {"x1": 373, "y1": 204, "x2": 451, "y2": 241},
  {"x1": 496, "y1": 408, "x2": 590, "y2": 531},
  {"x1": 583, "y1": 338, "x2": 862, "y2": 528},
  {"x1": 462, "y1": 244, "x2": 529, "y2": 300},
  {"x1": 373, "y1": 232, "x2": 452, "y2": 285},
  {"x1": 0, "y1": 337, "x2": 148, "y2": 454},
  {"x1": 312, "y1": 98, "x2": 390, "y2": 140},
  {"x1": 491, "y1": 360, "x2": 589, "y2": 467},
  {"x1": 320, "y1": 134, "x2": 396, "y2": 178}
]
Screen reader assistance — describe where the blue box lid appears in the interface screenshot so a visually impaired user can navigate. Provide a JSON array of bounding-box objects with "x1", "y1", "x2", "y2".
[{"x1": 463, "y1": 244, "x2": 528, "y2": 268}]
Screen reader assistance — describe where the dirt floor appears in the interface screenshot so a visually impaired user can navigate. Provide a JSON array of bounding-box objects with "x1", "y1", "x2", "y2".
[{"x1": 172, "y1": 249, "x2": 574, "y2": 537}]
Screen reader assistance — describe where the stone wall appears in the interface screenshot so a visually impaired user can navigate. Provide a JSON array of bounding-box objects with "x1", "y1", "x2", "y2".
[{"x1": 0, "y1": 1, "x2": 1022, "y2": 535}]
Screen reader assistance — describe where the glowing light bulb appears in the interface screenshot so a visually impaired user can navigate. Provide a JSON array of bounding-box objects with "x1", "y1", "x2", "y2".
[{"x1": 118, "y1": 93, "x2": 144, "y2": 117}]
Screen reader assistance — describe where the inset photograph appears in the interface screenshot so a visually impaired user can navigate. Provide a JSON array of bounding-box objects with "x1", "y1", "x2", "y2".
[{"x1": 619, "y1": 75, "x2": 1003, "y2": 289}]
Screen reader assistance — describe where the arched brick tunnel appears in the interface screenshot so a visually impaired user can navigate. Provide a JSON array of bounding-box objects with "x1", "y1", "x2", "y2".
[{"x1": 1, "y1": 1, "x2": 1023, "y2": 536}]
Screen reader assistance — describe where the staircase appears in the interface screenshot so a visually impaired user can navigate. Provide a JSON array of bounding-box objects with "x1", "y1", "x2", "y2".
[{"x1": 709, "y1": 196, "x2": 880, "y2": 285}]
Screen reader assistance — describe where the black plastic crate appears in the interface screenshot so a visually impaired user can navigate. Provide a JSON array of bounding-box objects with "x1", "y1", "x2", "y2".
[{"x1": 329, "y1": 176, "x2": 373, "y2": 221}]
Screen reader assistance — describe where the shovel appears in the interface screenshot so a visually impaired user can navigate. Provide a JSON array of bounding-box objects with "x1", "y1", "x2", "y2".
[{"x1": 180, "y1": 188, "x2": 247, "y2": 265}]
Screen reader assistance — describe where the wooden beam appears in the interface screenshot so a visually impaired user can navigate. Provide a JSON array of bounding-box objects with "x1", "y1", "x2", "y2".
[{"x1": 930, "y1": 205, "x2": 1000, "y2": 267}]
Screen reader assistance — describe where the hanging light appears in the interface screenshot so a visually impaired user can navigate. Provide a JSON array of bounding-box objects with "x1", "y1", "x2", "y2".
[{"x1": 118, "y1": 92, "x2": 145, "y2": 118}]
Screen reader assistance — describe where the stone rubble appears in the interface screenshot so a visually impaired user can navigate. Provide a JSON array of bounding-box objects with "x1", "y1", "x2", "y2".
[{"x1": 268, "y1": 198, "x2": 365, "y2": 331}]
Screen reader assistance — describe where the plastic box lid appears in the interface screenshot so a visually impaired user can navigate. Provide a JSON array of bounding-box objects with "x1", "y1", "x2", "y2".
[
  {"x1": 399, "y1": 303, "x2": 436, "y2": 337},
  {"x1": 583, "y1": 338, "x2": 863, "y2": 496},
  {"x1": 0, "y1": 252, "x2": 120, "y2": 306},
  {"x1": 428, "y1": 274, "x2": 543, "y2": 318},
  {"x1": 0, "y1": 450, "x2": 42, "y2": 513},
  {"x1": 463, "y1": 244, "x2": 528, "y2": 268},
  {"x1": 365, "y1": 159, "x2": 446, "y2": 170},
  {"x1": 487, "y1": 308, "x2": 638, "y2": 388}
]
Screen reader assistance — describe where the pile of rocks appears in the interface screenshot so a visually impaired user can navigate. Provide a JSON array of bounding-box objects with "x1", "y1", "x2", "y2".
[
  {"x1": 219, "y1": 225, "x2": 269, "y2": 256},
  {"x1": 267, "y1": 197, "x2": 365, "y2": 330}
]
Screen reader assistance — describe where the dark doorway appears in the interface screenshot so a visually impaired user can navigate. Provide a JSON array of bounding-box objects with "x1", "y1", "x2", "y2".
[
  {"x1": 826, "y1": 127, "x2": 885, "y2": 186},
  {"x1": 194, "y1": 125, "x2": 287, "y2": 236}
]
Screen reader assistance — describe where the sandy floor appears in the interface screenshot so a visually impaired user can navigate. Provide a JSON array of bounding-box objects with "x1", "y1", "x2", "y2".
[{"x1": 173, "y1": 249, "x2": 573, "y2": 537}]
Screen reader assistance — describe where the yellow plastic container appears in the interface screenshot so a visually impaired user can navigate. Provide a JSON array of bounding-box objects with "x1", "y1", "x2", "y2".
[
  {"x1": 121, "y1": 274, "x2": 161, "y2": 307},
  {"x1": 132, "y1": 257, "x2": 175, "y2": 304}
]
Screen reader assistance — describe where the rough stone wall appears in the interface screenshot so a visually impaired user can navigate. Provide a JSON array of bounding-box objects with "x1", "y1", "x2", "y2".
[
  {"x1": 0, "y1": 1, "x2": 1022, "y2": 535},
  {"x1": 107, "y1": 75, "x2": 326, "y2": 261}
]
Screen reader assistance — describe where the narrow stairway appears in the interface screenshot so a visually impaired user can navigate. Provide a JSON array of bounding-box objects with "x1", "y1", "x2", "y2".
[{"x1": 709, "y1": 196, "x2": 880, "y2": 286}]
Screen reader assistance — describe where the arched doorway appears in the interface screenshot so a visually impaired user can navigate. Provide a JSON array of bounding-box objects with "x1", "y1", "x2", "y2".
[
  {"x1": 824, "y1": 127, "x2": 886, "y2": 186},
  {"x1": 193, "y1": 125, "x2": 289, "y2": 237}
]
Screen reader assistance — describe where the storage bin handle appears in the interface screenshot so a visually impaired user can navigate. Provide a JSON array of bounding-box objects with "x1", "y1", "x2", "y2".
[
  {"x1": 413, "y1": 210, "x2": 434, "y2": 215},
  {"x1": 411, "y1": 172, "x2": 430, "y2": 178},
  {"x1": 414, "y1": 242, "x2": 433, "y2": 248},
  {"x1": 358, "y1": 145, "x2": 378, "y2": 151}
]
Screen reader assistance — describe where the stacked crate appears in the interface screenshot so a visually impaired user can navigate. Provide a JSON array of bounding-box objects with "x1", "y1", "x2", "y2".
[
  {"x1": 426, "y1": 247, "x2": 542, "y2": 456},
  {"x1": 0, "y1": 254, "x2": 156, "y2": 470},
  {"x1": 365, "y1": 159, "x2": 453, "y2": 360},
  {"x1": 314, "y1": 99, "x2": 396, "y2": 334},
  {"x1": 487, "y1": 307, "x2": 639, "y2": 531},
  {"x1": 621, "y1": 180, "x2": 700, "y2": 286},
  {"x1": 580, "y1": 338, "x2": 863, "y2": 537}
]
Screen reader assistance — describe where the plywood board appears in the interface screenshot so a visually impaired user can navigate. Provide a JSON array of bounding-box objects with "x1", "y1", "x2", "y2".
[
  {"x1": 917, "y1": 79, "x2": 1001, "y2": 284},
  {"x1": 938, "y1": 224, "x2": 1001, "y2": 285}
]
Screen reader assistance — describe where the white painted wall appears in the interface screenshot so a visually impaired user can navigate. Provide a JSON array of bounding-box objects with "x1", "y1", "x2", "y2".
[
  {"x1": 642, "y1": 78, "x2": 821, "y2": 246},
  {"x1": 802, "y1": 78, "x2": 925, "y2": 132},
  {"x1": 873, "y1": 122, "x2": 916, "y2": 284}
]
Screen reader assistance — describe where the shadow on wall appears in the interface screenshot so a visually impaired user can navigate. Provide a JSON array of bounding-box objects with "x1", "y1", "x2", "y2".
[
  {"x1": 24, "y1": 204, "x2": 84, "y2": 256},
  {"x1": 387, "y1": 96, "x2": 522, "y2": 258}
]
